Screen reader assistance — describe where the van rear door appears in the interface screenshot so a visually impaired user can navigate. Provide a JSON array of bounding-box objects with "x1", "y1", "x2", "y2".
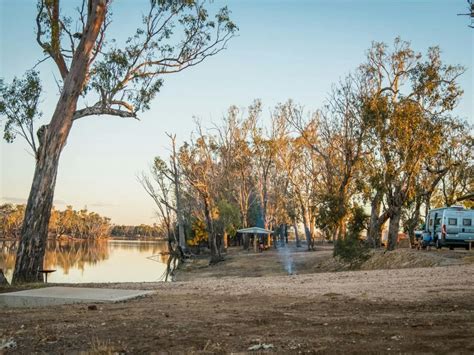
[{"x1": 459, "y1": 216, "x2": 474, "y2": 241}]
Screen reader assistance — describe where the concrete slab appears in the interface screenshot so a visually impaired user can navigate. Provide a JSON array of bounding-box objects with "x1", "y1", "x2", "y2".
[{"x1": 0, "y1": 286, "x2": 154, "y2": 308}]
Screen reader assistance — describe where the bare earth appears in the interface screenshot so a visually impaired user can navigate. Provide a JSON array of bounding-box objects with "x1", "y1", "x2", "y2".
[{"x1": 1, "y1": 247, "x2": 474, "y2": 353}]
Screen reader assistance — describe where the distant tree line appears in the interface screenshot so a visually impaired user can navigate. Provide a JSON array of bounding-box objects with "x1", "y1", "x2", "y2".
[
  {"x1": 0, "y1": 204, "x2": 111, "y2": 240},
  {"x1": 141, "y1": 38, "x2": 473, "y2": 264},
  {"x1": 110, "y1": 224, "x2": 163, "y2": 239}
]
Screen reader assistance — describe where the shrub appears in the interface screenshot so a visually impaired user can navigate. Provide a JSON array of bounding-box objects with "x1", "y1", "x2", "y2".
[
  {"x1": 333, "y1": 236, "x2": 371, "y2": 267},
  {"x1": 333, "y1": 205, "x2": 370, "y2": 267}
]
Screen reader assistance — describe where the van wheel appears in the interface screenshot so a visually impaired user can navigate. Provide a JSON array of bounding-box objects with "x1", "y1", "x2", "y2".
[{"x1": 436, "y1": 239, "x2": 442, "y2": 249}]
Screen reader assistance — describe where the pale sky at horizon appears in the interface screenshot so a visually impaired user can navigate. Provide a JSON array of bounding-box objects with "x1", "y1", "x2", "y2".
[{"x1": 1, "y1": 0, "x2": 472, "y2": 225}]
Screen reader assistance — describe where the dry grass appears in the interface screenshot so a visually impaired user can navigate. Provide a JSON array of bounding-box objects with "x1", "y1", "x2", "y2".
[{"x1": 84, "y1": 338, "x2": 117, "y2": 355}]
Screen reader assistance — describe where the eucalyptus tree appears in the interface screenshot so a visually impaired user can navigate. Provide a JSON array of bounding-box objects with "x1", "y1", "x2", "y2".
[
  {"x1": 249, "y1": 102, "x2": 293, "y2": 245},
  {"x1": 138, "y1": 157, "x2": 177, "y2": 244},
  {"x1": 247, "y1": 101, "x2": 275, "y2": 233},
  {"x1": 139, "y1": 133, "x2": 187, "y2": 251},
  {"x1": 361, "y1": 39, "x2": 464, "y2": 250},
  {"x1": 277, "y1": 105, "x2": 320, "y2": 249},
  {"x1": 0, "y1": 0, "x2": 237, "y2": 282},
  {"x1": 434, "y1": 126, "x2": 474, "y2": 207},
  {"x1": 403, "y1": 120, "x2": 472, "y2": 243},
  {"x1": 265, "y1": 104, "x2": 293, "y2": 235},
  {"x1": 179, "y1": 123, "x2": 223, "y2": 264},
  {"x1": 288, "y1": 75, "x2": 369, "y2": 241},
  {"x1": 215, "y1": 105, "x2": 255, "y2": 228}
]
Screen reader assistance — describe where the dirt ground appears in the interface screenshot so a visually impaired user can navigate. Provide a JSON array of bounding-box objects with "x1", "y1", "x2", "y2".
[
  {"x1": 177, "y1": 244, "x2": 474, "y2": 280},
  {"x1": 1, "y1": 246, "x2": 473, "y2": 353}
]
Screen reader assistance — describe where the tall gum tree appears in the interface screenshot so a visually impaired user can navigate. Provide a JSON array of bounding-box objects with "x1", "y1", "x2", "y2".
[
  {"x1": 215, "y1": 105, "x2": 256, "y2": 229},
  {"x1": 403, "y1": 121, "x2": 473, "y2": 244},
  {"x1": 361, "y1": 39, "x2": 464, "y2": 250},
  {"x1": 287, "y1": 75, "x2": 369, "y2": 241},
  {"x1": 178, "y1": 123, "x2": 223, "y2": 264},
  {"x1": 277, "y1": 103, "x2": 320, "y2": 249},
  {"x1": 0, "y1": 0, "x2": 237, "y2": 283}
]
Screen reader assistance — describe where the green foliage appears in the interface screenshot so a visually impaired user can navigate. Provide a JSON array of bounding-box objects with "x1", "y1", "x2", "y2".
[
  {"x1": 333, "y1": 206, "x2": 370, "y2": 267},
  {"x1": 347, "y1": 205, "x2": 369, "y2": 237},
  {"x1": 215, "y1": 199, "x2": 241, "y2": 236},
  {"x1": 316, "y1": 193, "x2": 348, "y2": 231},
  {"x1": 0, "y1": 71, "x2": 42, "y2": 149},
  {"x1": 333, "y1": 236, "x2": 371, "y2": 267},
  {"x1": 87, "y1": 1, "x2": 237, "y2": 114}
]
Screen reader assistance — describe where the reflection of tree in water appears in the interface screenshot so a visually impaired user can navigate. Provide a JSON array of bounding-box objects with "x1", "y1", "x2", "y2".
[
  {"x1": 1, "y1": 240, "x2": 170, "y2": 277},
  {"x1": 110, "y1": 241, "x2": 167, "y2": 255},
  {"x1": 111, "y1": 241, "x2": 169, "y2": 265},
  {"x1": 43, "y1": 240, "x2": 110, "y2": 273},
  {"x1": 0, "y1": 240, "x2": 110, "y2": 275},
  {"x1": 145, "y1": 242, "x2": 177, "y2": 281}
]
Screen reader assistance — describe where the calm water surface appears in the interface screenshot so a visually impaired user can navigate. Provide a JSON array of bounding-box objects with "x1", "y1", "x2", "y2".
[{"x1": 0, "y1": 239, "x2": 170, "y2": 284}]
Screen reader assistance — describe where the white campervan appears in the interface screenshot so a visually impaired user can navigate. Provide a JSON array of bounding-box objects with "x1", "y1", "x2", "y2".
[{"x1": 425, "y1": 206, "x2": 474, "y2": 249}]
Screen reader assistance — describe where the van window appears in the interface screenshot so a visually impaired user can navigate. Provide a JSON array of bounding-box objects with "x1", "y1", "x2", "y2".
[
  {"x1": 429, "y1": 219, "x2": 433, "y2": 226},
  {"x1": 435, "y1": 218, "x2": 441, "y2": 226},
  {"x1": 448, "y1": 218, "x2": 457, "y2": 226},
  {"x1": 463, "y1": 219, "x2": 472, "y2": 226}
]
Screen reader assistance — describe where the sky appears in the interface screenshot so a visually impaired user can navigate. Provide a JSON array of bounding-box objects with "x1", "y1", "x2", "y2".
[{"x1": 0, "y1": 0, "x2": 472, "y2": 225}]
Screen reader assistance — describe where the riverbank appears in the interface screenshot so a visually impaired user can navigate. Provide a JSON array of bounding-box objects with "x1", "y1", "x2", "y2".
[{"x1": 1, "y1": 246, "x2": 473, "y2": 353}]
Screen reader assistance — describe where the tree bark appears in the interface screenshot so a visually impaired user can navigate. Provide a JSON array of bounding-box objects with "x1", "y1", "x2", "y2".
[
  {"x1": 302, "y1": 208, "x2": 313, "y2": 250},
  {"x1": 309, "y1": 216, "x2": 316, "y2": 244},
  {"x1": 243, "y1": 234, "x2": 250, "y2": 250},
  {"x1": 203, "y1": 198, "x2": 221, "y2": 264},
  {"x1": 367, "y1": 190, "x2": 382, "y2": 247},
  {"x1": 293, "y1": 218, "x2": 301, "y2": 247},
  {"x1": 13, "y1": 148, "x2": 63, "y2": 283},
  {"x1": 170, "y1": 137, "x2": 187, "y2": 250},
  {"x1": 223, "y1": 231, "x2": 228, "y2": 250},
  {"x1": 0, "y1": 269, "x2": 9, "y2": 286},
  {"x1": 424, "y1": 192, "x2": 431, "y2": 220},
  {"x1": 336, "y1": 217, "x2": 346, "y2": 240},
  {"x1": 12, "y1": 0, "x2": 107, "y2": 284},
  {"x1": 406, "y1": 196, "x2": 422, "y2": 247},
  {"x1": 387, "y1": 206, "x2": 402, "y2": 251}
]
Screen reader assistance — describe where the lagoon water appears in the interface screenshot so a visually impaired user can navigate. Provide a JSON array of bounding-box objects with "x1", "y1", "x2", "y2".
[{"x1": 0, "y1": 239, "x2": 169, "y2": 284}]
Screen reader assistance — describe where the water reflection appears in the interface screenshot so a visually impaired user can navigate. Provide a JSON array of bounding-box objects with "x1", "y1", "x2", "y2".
[{"x1": 0, "y1": 239, "x2": 169, "y2": 284}]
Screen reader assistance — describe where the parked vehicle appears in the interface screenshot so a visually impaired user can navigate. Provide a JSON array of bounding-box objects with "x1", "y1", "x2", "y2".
[{"x1": 423, "y1": 206, "x2": 474, "y2": 249}]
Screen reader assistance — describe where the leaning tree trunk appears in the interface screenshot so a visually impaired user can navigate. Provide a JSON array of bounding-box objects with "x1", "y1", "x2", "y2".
[
  {"x1": 12, "y1": 145, "x2": 64, "y2": 283},
  {"x1": 12, "y1": 1, "x2": 107, "y2": 284}
]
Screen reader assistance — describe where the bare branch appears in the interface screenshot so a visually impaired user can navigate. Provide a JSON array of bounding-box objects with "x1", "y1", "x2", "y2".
[{"x1": 73, "y1": 106, "x2": 138, "y2": 121}]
